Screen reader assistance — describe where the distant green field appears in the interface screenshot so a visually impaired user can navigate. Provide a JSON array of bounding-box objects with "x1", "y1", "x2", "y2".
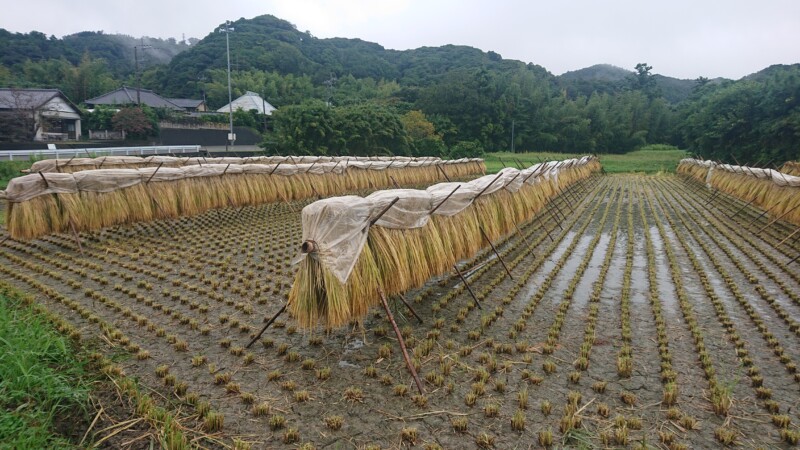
[{"x1": 485, "y1": 146, "x2": 687, "y2": 174}]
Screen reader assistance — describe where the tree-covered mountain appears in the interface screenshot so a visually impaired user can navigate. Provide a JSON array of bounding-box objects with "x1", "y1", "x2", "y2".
[
  {"x1": 0, "y1": 29, "x2": 191, "y2": 77},
  {"x1": 557, "y1": 64, "x2": 712, "y2": 103},
  {"x1": 0, "y1": 14, "x2": 798, "y2": 163}
]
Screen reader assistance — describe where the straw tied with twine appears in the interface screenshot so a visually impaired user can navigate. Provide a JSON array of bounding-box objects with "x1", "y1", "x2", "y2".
[
  {"x1": 2, "y1": 158, "x2": 485, "y2": 240},
  {"x1": 288, "y1": 156, "x2": 601, "y2": 330}
]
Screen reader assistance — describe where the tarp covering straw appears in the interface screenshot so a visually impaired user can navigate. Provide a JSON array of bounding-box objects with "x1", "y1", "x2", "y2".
[
  {"x1": 781, "y1": 161, "x2": 800, "y2": 177},
  {"x1": 3, "y1": 158, "x2": 484, "y2": 240},
  {"x1": 678, "y1": 158, "x2": 800, "y2": 226},
  {"x1": 289, "y1": 156, "x2": 601, "y2": 329},
  {"x1": 27, "y1": 155, "x2": 448, "y2": 173}
]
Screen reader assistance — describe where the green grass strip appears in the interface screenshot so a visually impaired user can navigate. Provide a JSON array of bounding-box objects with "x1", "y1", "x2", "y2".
[{"x1": 0, "y1": 284, "x2": 91, "y2": 449}]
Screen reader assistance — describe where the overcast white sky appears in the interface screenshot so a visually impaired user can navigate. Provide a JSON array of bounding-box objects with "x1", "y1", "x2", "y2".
[{"x1": 2, "y1": 0, "x2": 799, "y2": 80}]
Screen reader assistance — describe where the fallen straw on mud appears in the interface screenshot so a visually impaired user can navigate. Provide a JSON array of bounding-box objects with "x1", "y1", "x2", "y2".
[
  {"x1": 3, "y1": 158, "x2": 484, "y2": 240},
  {"x1": 677, "y1": 158, "x2": 800, "y2": 227},
  {"x1": 288, "y1": 156, "x2": 601, "y2": 329}
]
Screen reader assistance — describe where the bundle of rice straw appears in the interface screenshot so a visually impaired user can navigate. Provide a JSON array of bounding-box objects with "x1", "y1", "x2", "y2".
[
  {"x1": 781, "y1": 161, "x2": 800, "y2": 177},
  {"x1": 3, "y1": 158, "x2": 485, "y2": 240},
  {"x1": 678, "y1": 158, "x2": 800, "y2": 227},
  {"x1": 28, "y1": 155, "x2": 449, "y2": 174},
  {"x1": 288, "y1": 156, "x2": 601, "y2": 329}
]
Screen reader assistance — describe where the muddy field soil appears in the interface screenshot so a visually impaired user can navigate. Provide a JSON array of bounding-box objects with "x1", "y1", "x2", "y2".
[{"x1": 3, "y1": 174, "x2": 800, "y2": 449}]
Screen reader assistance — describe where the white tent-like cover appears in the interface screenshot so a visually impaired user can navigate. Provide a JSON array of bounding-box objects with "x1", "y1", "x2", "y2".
[{"x1": 216, "y1": 91, "x2": 276, "y2": 115}]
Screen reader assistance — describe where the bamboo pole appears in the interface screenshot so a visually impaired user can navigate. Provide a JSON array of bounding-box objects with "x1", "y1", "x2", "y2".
[
  {"x1": 479, "y1": 226, "x2": 514, "y2": 280},
  {"x1": 396, "y1": 293, "x2": 423, "y2": 324},
  {"x1": 246, "y1": 303, "x2": 288, "y2": 349},
  {"x1": 453, "y1": 264, "x2": 482, "y2": 310},
  {"x1": 377, "y1": 287, "x2": 424, "y2": 395}
]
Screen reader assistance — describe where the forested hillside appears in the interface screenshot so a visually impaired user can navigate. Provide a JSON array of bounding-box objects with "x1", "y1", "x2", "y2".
[{"x1": 0, "y1": 14, "x2": 798, "y2": 163}]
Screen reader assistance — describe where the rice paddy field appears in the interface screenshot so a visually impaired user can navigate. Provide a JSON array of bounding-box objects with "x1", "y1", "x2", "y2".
[{"x1": 3, "y1": 170, "x2": 800, "y2": 449}]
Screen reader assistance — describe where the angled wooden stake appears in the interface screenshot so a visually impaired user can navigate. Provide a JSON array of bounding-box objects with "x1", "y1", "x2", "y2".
[
  {"x1": 146, "y1": 162, "x2": 164, "y2": 184},
  {"x1": 396, "y1": 293, "x2": 423, "y2": 324},
  {"x1": 69, "y1": 220, "x2": 84, "y2": 255},
  {"x1": 479, "y1": 226, "x2": 513, "y2": 280},
  {"x1": 536, "y1": 209, "x2": 555, "y2": 242},
  {"x1": 429, "y1": 186, "x2": 460, "y2": 215},
  {"x1": 787, "y1": 251, "x2": 800, "y2": 267},
  {"x1": 777, "y1": 228, "x2": 800, "y2": 248},
  {"x1": 390, "y1": 175, "x2": 401, "y2": 189},
  {"x1": 453, "y1": 264, "x2": 482, "y2": 310},
  {"x1": 377, "y1": 287, "x2": 425, "y2": 395},
  {"x1": 747, "y1": 203, "x2": 779, "y2": 228},
  {"x1": 513, "y1": 222, "x2": 535, "y2": 257},
  {"x1": 758, "y1": 203, "x2": 800, "y2": 234},
  {"x1": 246, "y1": 303, "x2": 288, "y2": 349},
  {"x1": 729, "y1": 197, "x2": 757, "y2": 220},
  {"x1": 436, "y1": 164, "x2": 452, "y2": 182}
]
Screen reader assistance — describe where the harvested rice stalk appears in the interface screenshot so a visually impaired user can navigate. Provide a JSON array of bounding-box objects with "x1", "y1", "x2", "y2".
[
  {"x1": 678, "y1": 159, "x2": 800, "y2": 227},
  {"x1": 289, "y1": 157, "x2": 601, "y2": 329},
  {"x1": 4, "y1": 158, "x2": 485, "y2": 240}
]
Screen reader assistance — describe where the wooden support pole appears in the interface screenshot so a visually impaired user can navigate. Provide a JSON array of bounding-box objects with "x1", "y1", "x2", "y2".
[
  {"x1": 367, "y1": 197, "x2": 400, "y2": 229},
  {"x1": 429, "y1": 186, "x2": 460, "y2": 215},
  {"x1": 377, "y1": 287, "x2": 425, "y2": 395},
  {"x1": 146, "y1": 162, "x2": 164, "y2": 184},
  {"x1": 479, "y1": 226, "x2": 514, "y2": 280},
  {"x1": 38, "y1": 171, "x2": 50, "y2": 188},
  {"x1": 396, "y1": 293, "x2": 423, "y2": 324},
  {"x1": 758, "y1": 203, "x2": 800, "y2": 233},
  {"x1": 776, "y1": 228, "x2": 800, "y2": 248},
  {"x1": 69, "y1": 220, "x2": 84, "y2": 255},
  {"x1": 453, "y1": 264, "x2": 482, "y2": 309},
  {"x1": 747, "y1": 203, "x2": 779, "y2": 228},
  {"x1": 473, "y1": 171, "x2": 505, "y2": 201},
  {"x1": 536, "y1": 209, "x2": 555, "y2": 242},
  {"x1": 703, "y1": 189, "x2": 720, "y2": 206},
  {"x1": 390, "y1": 175, "x2": 401, "y2": 189},
  {"x1": 246, "y1": 303, "x2": 288, "y2": 349},
  {"x1": 436, "y1": 164, "x2": 452, "y2": 182},
  {"x1": 514, "y1": 222, "x2": 535, "y2": 257},
  {"x1": 497, "y1": 157, "x2": 507, "y2": 168},
  {"x1": 729, "y1": 197, "x2": 757, "y2": 220},
  {"x1": 787, "y1": 251, "x2": 800, "y2": 267}
]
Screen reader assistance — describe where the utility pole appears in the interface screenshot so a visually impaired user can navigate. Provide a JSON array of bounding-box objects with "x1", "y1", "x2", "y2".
[
  {"x1": 511, "y1": 119, "x2": 515, "y2": 153},
  {"x1": 219, "y1": 21, "x2": 235, "y2": 150},
  {"x1": 133, "y1": 39, "x2": 152, "y2": 106}
]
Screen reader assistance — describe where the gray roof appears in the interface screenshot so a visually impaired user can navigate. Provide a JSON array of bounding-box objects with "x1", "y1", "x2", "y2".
[
  {"x1": 166, "y1": 98, "x2": 205, "y2": 109},
  {"x1": 216, "y1": 91, "x2": 276, "y2": 115},
  {"x1": 85, "y1": 86, "x2": 182, "y2": 110},
  {"x1": 0, "y1": 88, "x2": 79, "y2": 111}
]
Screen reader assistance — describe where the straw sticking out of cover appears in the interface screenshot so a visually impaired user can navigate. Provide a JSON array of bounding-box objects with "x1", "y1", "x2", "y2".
[{"x1": 288, "y1": 156, "x2": 601, "y2": 329}]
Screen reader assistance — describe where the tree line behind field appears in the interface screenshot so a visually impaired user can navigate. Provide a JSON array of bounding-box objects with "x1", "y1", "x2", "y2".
[{"x1": 0, "y1": 15, "x2": 798, "y2": 163}]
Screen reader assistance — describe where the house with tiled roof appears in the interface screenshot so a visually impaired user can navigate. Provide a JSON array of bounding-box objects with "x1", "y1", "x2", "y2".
[
  {"x1": 166, "y1": 98, "x2": 208, "y2": 112},
  {"x1": 0, "y1": 88, "x2": 82, "y2": 141},
  {"x1": 216, "y1": 91, "x2": 276, "y2": 115},
  {"x1": 85, "y1": 86, "x2": 183, "y2": 110}
]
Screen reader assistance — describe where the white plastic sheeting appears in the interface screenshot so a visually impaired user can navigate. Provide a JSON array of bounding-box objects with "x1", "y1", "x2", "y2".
[
  {"x1": 302, "y1": 156, "x2": 595, "y2": 284},
  {"x1": 3, "y1": 158, "x2": 482, "y2": 203},
  {"x1": 27, "y1": 155, "x2": 456, "y2": 173},
  {"x1": 680, "y1": 158, "x2": 800, "y2": 187}
]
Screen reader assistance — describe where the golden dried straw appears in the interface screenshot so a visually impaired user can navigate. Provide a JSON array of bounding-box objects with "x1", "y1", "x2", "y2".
[
  {"x1": 678, "y1": 160, "x2": 800, "y2": 227},
  {"x1": 288, "y1": 159, "x2": 601, "y2": 329},
  {"x1": 5, "y1": 160, "x2": 485, "y2": 240}
]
